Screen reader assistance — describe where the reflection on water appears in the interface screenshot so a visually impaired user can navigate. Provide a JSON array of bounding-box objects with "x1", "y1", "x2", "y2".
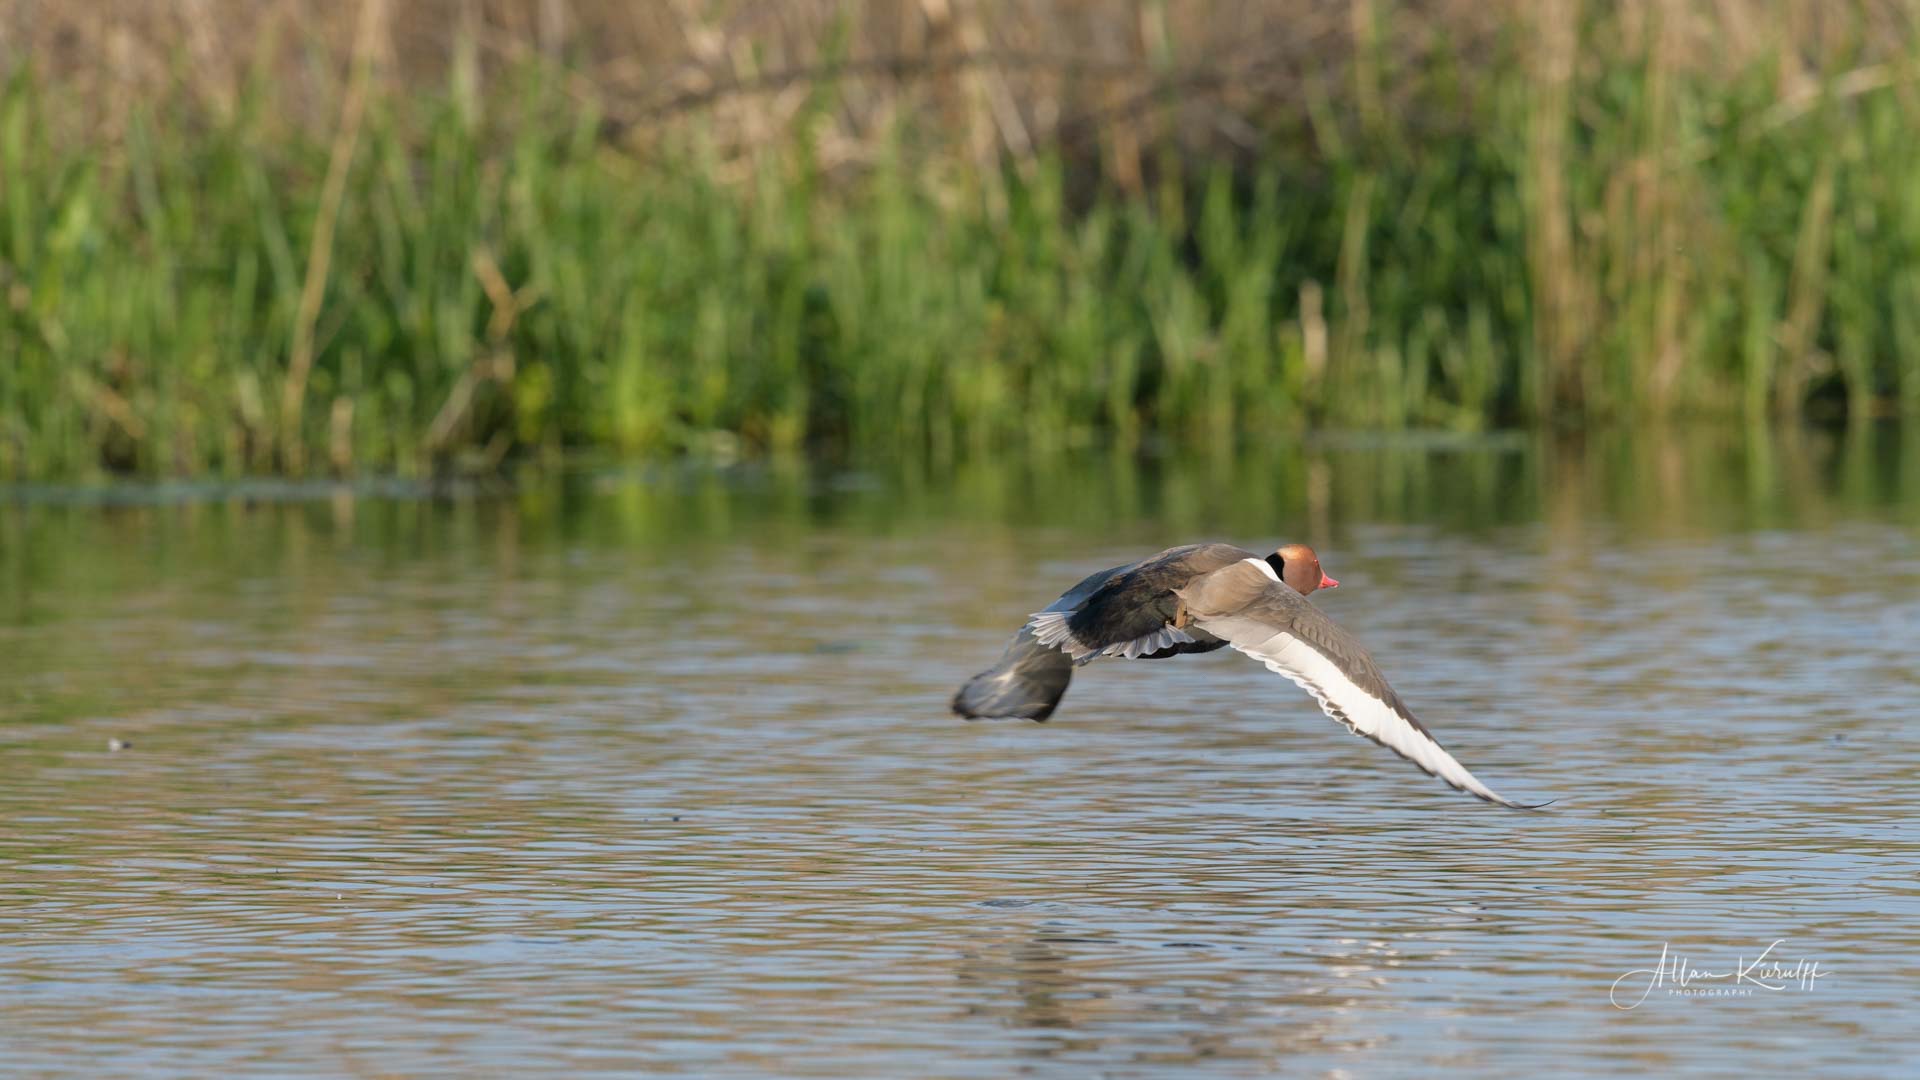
[{"x1": 2, "y1": 426, "x2": 1917, "y2": 1077}]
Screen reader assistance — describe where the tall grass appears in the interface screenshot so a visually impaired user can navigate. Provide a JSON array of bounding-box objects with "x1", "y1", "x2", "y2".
[{"x1": 3, "y1": 1, "x2": 1920, "y2": 479}]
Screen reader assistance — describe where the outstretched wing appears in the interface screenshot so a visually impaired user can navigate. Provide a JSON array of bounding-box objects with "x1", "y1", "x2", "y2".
[{"x1": 1175, "y1": 559, "x2": 1545, "y2": 809}]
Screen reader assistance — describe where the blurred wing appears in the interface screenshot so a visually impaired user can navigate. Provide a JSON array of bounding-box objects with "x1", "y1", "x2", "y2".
[
  {"x1": 952, "y1": 560, "x2": 1131, "y2": 720},
  {"x1": 950, "y1": 625, "x2": 1075, "y2": 721}
]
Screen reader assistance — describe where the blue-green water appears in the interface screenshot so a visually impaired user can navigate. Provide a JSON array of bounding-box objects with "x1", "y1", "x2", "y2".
[{"x1": 2, "y1": 428, "x2": 1917, "y2": 1077}]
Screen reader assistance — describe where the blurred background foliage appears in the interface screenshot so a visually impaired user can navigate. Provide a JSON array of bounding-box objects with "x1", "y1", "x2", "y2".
[{"x1": 4, "y1": 0, "x2": 1920, "y2": 478}]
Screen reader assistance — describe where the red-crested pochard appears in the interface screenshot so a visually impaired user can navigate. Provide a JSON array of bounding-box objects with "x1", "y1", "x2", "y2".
[{"x1": 952, "y1": 542, "x2": 1542, "y2": 809}]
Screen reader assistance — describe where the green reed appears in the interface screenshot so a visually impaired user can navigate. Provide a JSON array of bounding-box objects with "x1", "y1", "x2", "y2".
[{"x1": 3, "y1": 13, "x2": 1919, "y2": 480}]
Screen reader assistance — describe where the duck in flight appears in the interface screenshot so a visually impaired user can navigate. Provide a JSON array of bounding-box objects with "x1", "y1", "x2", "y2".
[{"x1": 952, "y1": 543, "x2": 1544, "y2": 809}]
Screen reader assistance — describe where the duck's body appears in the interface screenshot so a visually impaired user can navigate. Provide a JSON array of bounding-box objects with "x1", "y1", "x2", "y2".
[
  {"x1": 950, "y1": 543, "x2": 1252, "y2": 721},
  {"x1": 1028, "y1": 542, "x2": 1248, "y2": 661},
  {"x1": 952, "y1": 542, "x2": 1541, "y2": 809}
]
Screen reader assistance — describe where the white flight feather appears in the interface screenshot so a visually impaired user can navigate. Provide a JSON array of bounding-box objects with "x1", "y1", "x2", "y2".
[
  {"x1": 1027, "y1": 610, "x2": 1196, "y2": 664},
  {"x1": 1195, "y1": 610, "x2": 1528, "y2": 808}
]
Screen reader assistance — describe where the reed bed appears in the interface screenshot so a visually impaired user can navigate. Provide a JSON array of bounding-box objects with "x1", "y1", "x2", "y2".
[{"x1": 3, "y1": 0, "x2": 1920, "y2": 478}]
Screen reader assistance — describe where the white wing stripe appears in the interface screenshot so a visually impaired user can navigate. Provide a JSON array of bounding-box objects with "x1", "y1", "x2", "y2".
[
  {"x1": 1027, "y1": 610, "x2": 1195, "y2": 664},
  {"x1": 1203, "y1": 613, "x2": 1522, "y2": 807},
  {"x1": 1026, "y1": 610, "x2": 1085, "y2": 655}
]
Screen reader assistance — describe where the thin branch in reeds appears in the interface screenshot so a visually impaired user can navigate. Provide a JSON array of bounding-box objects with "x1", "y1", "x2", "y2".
[{"x1": 282, "y1": 0, "x2": 387, "y2": 474}]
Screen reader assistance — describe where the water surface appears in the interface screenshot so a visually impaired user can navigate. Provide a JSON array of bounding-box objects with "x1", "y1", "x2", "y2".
[{"x1": 3, "y1": 428, "x2": 1917, "y2": 1076}]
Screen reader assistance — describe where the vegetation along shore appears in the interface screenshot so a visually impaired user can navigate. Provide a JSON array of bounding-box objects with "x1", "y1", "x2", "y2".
[{"x1": 4, "y1": 1, "x2": 1918, "y2": 479}]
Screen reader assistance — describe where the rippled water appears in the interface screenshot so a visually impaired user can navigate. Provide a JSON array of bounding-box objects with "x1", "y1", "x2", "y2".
[{"x1": 3, "y1": 429, "x2": 1918, "y2": 1077}]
